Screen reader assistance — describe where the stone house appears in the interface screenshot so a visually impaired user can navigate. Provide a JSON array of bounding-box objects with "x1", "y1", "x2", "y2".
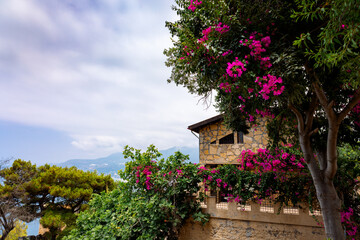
[
  {"x1": 178, "y1": 115, "x2": 325, "y2": 240},
  {"x1": 187, "y1": 114, "x2": 268, "y2": 166}
]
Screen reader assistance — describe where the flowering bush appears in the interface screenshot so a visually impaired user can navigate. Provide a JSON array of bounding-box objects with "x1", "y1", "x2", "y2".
[
  {"x1": 198, "y1": 144, "x2": 359, "y2": 239},
  {"x1": 65, "y1": 145, "x2": 208, "y2": 240},
  {"x1": 165, "y1": 0, "x2": 360, "y2": 238},
  {"x1": 198, "y1": 145, "x2": 314, "y2": 208},
  {"x1": 66, "y1": 144, "x2": 359, "y2": 239}
]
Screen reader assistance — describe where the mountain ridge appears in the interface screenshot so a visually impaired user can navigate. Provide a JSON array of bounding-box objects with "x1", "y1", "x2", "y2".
[{"x1": 58, "y1": 146, "x2": 199, "y2": 179}]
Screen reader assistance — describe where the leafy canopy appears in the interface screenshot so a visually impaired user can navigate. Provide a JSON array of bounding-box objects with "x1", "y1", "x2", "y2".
[
  {"x1": 0, "y1": 160, "x2": 115, "y2": 239},
  {"x1": 164, "y1": 1, "x2": 359, "y2": 238},
  {"x1": 164, "y1": 0, "x2": 360, "y2": 147},
  {"x1": 65, "y1": 145, "x2": 208, "y2": 240}
]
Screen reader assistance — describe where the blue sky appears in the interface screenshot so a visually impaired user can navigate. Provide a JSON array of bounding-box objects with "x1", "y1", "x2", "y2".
[{"x1": 0, "y1": 0, "x2": 217, "y2": 165}]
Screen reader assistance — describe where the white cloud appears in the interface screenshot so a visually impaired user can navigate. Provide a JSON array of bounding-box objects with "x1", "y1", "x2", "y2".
[
  {"x1": 71, "y1": 135, "x2": 123, "y2": 152},
  {"x1": 0, "y1": 0, "x2": 217, "y2": 158}
]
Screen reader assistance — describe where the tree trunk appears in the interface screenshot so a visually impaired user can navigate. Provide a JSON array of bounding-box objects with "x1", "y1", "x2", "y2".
[
  {"x1": 293, "y1": 105, "x2": 345, "y2": 240},
  {"x1": 314, "y1": 178, "x2": 344, "y2": 239},
  {"x1": 0, "y1": 224, "x2": 12, "y2": 240},
  {"x1": 50, "y1": 228, "x2": 58, "y2": 240},
  {"x1": 301, "y1": 144, "x2": 345, "y2": 239}
]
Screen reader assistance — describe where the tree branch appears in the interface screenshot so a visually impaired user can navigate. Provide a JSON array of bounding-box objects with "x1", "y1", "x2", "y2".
[
  {"x1": 338, "y1": 86, "x2": 360, "y2": 123},
  {"x1": 289, "y1": 104, "x2": 304, "y2": 134},
  {"x1": 312, "y1": 82, "x2": 337, "y2": 122},
  {"x1": 305, "y1": 94, "x2": 319, "y2": 134},
  {"x1": 311, "y1": 76, "x2": 339, "y2": 180}
]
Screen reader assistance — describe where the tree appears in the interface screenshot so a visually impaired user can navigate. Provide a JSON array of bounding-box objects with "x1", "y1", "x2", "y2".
[
  {"x1": 0, "y1": 192, "x2": 33, "y2": 240},
  {"x1": 164, "y1": 0, "x2": 360, "y2": 239},
  {"x1": 2, "y1": 220, "x2": 27, "y2": 240},
  {"x1": 65, "y1": 145, "x2": 208, "y2": 240},
  {"x1": 0, "y1": 160, "x2": 35, "y2": 240},
  {"x1": 0, "y1": 160, "x2": 115, "y2": 240}
]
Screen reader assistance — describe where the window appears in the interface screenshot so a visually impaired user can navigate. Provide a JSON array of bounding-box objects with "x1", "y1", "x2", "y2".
[
  {"x1": 219, "y1": 133, "x2": 234, "y2": 144},
  {"x1": 237, "y1": 131, "x2": 244, "y2": 144}
]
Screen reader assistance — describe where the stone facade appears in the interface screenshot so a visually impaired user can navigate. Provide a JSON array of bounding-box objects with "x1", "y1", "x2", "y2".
[
  {"x1": 179, "y1": 218, "x2": 325, "y2": 240},
  {"x1": 189, "y1": 115, "x2": 268, "y2": 165}
]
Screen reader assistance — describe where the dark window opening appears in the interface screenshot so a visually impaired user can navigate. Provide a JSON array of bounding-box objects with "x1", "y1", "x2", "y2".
[
  {"x1": 237, "y1": 131, "x2": 244, "y2": 144},
  {"x1": 210, "y1": 140, "x2": 216, "y2": 144},
  {"x1": 219, "y1": 133, "x2": 234, "y2": 144}
]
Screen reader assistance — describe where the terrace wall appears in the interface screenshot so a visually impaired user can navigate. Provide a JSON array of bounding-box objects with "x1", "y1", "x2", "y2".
[{"x1": 179, "y1": 197, "x2": 325, "y2": 240}]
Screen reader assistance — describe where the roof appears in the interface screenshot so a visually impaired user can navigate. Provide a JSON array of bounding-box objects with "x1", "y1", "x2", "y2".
[{"x1": 188, "y1": 114, "x2": 223, "y2": 133}]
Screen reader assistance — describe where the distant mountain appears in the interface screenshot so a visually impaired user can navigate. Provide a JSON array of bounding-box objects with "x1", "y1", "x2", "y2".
[{"x1": 58, "y1": 146, "x2": 199, "y2": 179}]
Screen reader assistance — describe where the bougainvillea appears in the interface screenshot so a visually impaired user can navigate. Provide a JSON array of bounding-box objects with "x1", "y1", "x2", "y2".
[
  {"x1": 197, "y1": 144, "x2": 359, "y2": 238},
  {"x1": 165, "y1": 1, "x2": 360, "y2": 239},
  {"x1": 66, "y1": 145, "x2": 359, "y2": 239},
  {"x1": 65, "y1": 146, "x2": 209, "y2": 240},
  {"x1": 198, "y1": 145, "x2": 314, "y2": 207},
  {"x1": 188, "y1": 0, "x2": 202, "y2": 12}
]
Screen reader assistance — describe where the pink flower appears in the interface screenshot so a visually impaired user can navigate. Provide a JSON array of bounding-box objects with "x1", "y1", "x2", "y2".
[
  {"x1": 261, "y1": 36, "x2": 271, "y2": 47},
  {"x1": 255, "y1": 74, "x2": 285, "y2": 100},
  {"x1": 226, "y1": 57, "x2": 247, "y2": 78},
  {"x1": 188, "y1": 0, "x2": 202, "y2": 12},
  {"x1": 222, "y1": 50, "x2": 233, "y2": 56},
  {"x1": 215, "y1": 22, "x2": 230, "y2": 34},
  {"x1": 272, "y1": 159, "x2": 281, "y2": 166},
  {"x1": 219, "y1": 82, "x2": 232, "y2": 93}
]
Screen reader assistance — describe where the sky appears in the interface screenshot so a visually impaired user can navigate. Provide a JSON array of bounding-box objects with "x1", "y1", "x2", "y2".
[{"x1": 0, "y1": 0, "x2": 217, "y2": 165}]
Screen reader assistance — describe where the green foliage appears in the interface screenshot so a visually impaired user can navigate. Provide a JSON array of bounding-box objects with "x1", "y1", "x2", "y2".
[
  {"x1": 0, "y1": 160, "x2": 115, "y2": 239},
  {"x1": 336, "y1": 144, "x2": 360, "y2": 224},
  {"x1": 0, "y1": 182, "x2": 33, "y2": 240},
  {"x1": 66, "y1": 145, "x2": 359, "y2": 239},
  {"x1": 165, "y1": 0, "x2": 359, "y2": 147},
  {"x1": 40, "y1": 209, "x2": 77, "y2": 240},
  {"x1": 3, "y1": 220, "x2": 27, "y2": 240},
  {"x1": 65, "y1": 145, "x2": 208, "y2": 240},
  {"x1": 292, "y1": 0, "x2": 360, "y2": 85},
  {"x1": 199, "y1": 145, "x2": 316, "y2": 209}
]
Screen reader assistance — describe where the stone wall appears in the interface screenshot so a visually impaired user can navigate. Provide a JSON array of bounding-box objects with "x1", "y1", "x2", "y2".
[
  {"x1": 178, "y1": 197, "x2": 325, "y2": 240},
  {"x1": 199, "y1": 118, "x2": 268, "y2": 165}
]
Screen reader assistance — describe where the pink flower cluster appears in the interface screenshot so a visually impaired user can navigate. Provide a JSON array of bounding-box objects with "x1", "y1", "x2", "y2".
[
  {"x1": 226, "y1": 57, "x2": 247, "y2": 78},
  {"x1": 215, "y1": 22, "x2": 230, "y2": 34},
  {"x1": 238, "y1": 148, "x2": 306, "y2": 176},
  {"x1": 188, "y1": 0, "x2": 202, "y2": 12},
  {"x1": 219, "y1": 82, "x2": 231, "y2": 93},
  {"x1": 197, "y1": 166, "x2": 229, "y2": 191},
  {"x1": 176, "y1": 169, "x2": 183, "y2": 177},
  {"x1": 198, "y1": 22, "x2": 228, "y2": 44},
  {"x1": 222, "y1": 50, "x2": 233, "y2": 57},
  {"x1": 261, "y1": 36, "x2": 271, "y2": 47},
  {"x1": 198, "y1": 26, "x2": 212, "y2": 43},
  {"x1": 351, "y1": 101, "x2": 360, "y2": 127},
  {"x1": 240, "y1": 35, "x2": 272, "y2": 69},
  {"x1": 135, "y1": 165, "x2": 154, "y2": 190},
  {"x1": 341, "y1": 208, "x2": 357, "y2": 237},
  {"x1": 255, "y1": 74, "x2": 285, "y2": 100},
  {"x1": 255, "y1": 109, "x2": 275, "y2": 119}
]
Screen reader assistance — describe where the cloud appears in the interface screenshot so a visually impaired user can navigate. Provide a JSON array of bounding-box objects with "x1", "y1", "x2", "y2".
[
  {"x1": 0, "y1": 0, "x2": 217, "y2": 158},
  {"x1": 71, "y1": 135, "x2": 123, "y2": 152}
]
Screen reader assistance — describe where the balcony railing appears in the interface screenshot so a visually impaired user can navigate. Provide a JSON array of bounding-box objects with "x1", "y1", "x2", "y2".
[{"x1": 200, "y1": 196, "x2": 323, "y2": 227}]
